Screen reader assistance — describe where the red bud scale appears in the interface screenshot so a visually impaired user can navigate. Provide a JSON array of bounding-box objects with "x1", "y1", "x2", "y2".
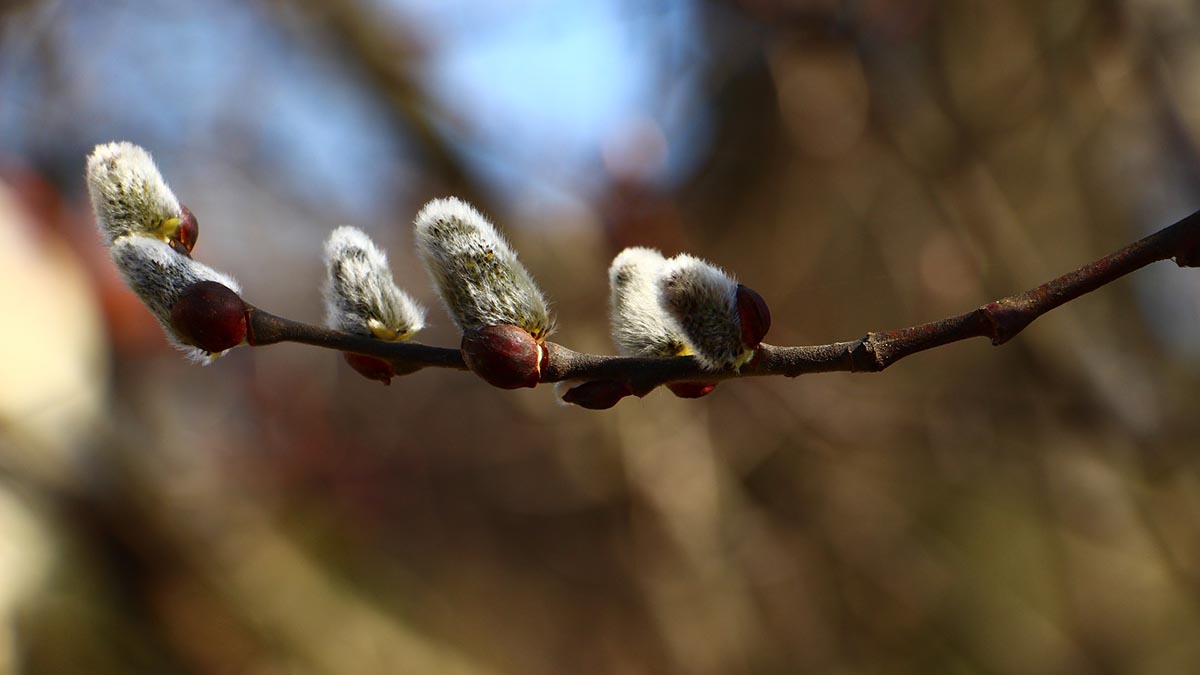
[
  {"x1": 461, "y1": 324, "x2": 546, "y2": 389},
  {"x1": 169, "y1": 281, "x2": 248, "y2": 353}
]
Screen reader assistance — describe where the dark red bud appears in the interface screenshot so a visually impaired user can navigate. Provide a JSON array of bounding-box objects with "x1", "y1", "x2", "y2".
[
  {"x1": 167, "y1": 239, "x2": 192, "y2": 258},
  {"x1": 736, "y1": 284, "x2": 771, "y2": 349},
  {"x1": 343, "y1": 353, "x2": 395, "y2": 385},
  {"x1": 461, "y1": 324, "x2": 542, "y2": 389},
  {"x1": 170, "y1": 281, "x2": 247, "y2": 353},
  {"x1": 562, "y1": 380, "x2": 633, "y2": 410},
  {"x1": 666, "y1": 382, "x2": 718, "y2": 399},
  {"x1": 177, "y1": 205, "x2": 199, "y2": 254}
]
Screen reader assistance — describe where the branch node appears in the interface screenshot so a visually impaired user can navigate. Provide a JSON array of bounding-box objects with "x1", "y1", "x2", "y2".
[
  {"x1": 981, "y1": 300, "x2": 1034, "y2": 345},
  {"x1": 849, "y1": 336, "x2": 884, "y2": 373}
]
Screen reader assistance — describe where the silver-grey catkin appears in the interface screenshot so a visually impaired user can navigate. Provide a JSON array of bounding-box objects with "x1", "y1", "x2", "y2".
[
  {"x1": 658, "y1": 253, "x2": 747, "y2": 370},
  {"x1": 86, "y1": 142, "x2": 183, "y2": 246},
  {"x1": 414, "y1": 197, "x2": 552, "y2": 339},
  {"x1": 322, "y1": 226, "x2": 425, "y2": 340},
  {"x1": 608, "y1": 247, "x2": 688, "y2": 357},
  {"x1": 110, "y1": 236, "x2": 242, "y2": 363}
]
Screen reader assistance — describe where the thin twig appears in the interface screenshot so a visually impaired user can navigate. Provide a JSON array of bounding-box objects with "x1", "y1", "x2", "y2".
[
  {"x1": 247, "y1": 309, "x2": 468, "y2": 370},
  {"x1": 243, "y1": 209, "x2": 1200, "y2": 393}
]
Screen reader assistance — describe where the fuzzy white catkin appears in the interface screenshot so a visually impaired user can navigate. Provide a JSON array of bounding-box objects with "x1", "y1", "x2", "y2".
[
  {"x1": 86, "y1": 142, "x2": 182, "y2": 246},
  {"x1": 414, "y1": 197, "x2": 552, "y2": 339},
  {"x1": 658, "y1": 254, "x2": 747, "y2": 370},
  {"x1": 322, "y1": 226, "x2": 425, "y2": 340},
  {"x1": 608, "y1": 247, "x2": 689, "y2": 357},
  {"x1": 110, "y1": 236, "x2": 242, "y2": 363}
]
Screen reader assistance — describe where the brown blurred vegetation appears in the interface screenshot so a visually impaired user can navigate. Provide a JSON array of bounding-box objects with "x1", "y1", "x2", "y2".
[{"x1": 3, "y1": 1, "x2": 1200, "y2": 673}]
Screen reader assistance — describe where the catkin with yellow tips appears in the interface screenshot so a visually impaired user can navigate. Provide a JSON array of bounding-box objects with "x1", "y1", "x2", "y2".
[
  {"x1": 658, "y1": 254, "x2": 749, "y2": 370},
  {"x1": 86, "y1": 142, "x2": 190, "y2": 249},
  {"x1": 322, "y1": 226, "x2": 425, "y2": 341}
]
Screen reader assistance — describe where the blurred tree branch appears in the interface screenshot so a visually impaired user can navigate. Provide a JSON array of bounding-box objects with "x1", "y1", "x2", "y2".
[{"x1": 280, "y1": 0, "x2": 481, "y2": 200}]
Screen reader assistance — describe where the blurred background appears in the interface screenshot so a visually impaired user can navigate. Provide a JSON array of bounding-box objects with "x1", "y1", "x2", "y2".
[{"x1": 3, "y1": 0, "x2": 1200, "y2": 672}]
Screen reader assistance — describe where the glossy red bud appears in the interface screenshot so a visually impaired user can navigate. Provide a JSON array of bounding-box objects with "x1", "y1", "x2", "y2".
[
  {"x1": 666, "y1": 382, "x2": 718, "y2": 399},
  {"x1": 343, "y1": 353, "x2": 395, "y2": 385},
  {"x1": 562, "y1": 380, "x2": 633, "y2": 410},
  {"x1": 461, "y1": 324, "x2": 543, "y2": 389},
  {"x1": 736, "y1": 283, "x2": 771, "y2": 349},
  {"x1": 177, "y1": 204, "x2": 199, "y2": 254},
  {"x1": 170, "y1": 281, "x2": 247, "y2": 353}
]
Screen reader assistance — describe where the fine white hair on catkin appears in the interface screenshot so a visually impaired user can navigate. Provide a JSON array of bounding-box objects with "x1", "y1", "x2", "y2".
[
  {"x1": 413, "y1": 197, "x2": 552, "y2": 339},
  {"x1": 658, "y1": 253, "x2": 745, "y2": 370},
  {"x1": 322, "y1": 226, "x2": 425, "y2": 340},
  {"x1": 86, "y1": 142, "x2": 182, "y2": 246},
  {"x1": 110, "y1": 236, "x2": 241, "y2": 363},
  {"x1": 608, "y1": 247, "x2": 688, "y2": 357}
]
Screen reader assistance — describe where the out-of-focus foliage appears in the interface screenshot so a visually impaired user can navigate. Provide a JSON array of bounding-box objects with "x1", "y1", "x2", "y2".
[{"x1": 3, "y1": 1, "x2": 1200, "y2": 673}]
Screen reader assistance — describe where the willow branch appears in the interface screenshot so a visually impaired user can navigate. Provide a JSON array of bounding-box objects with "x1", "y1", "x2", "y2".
[{"x1": 244, "y1": 209, "x2": 1200, "y2": 394}]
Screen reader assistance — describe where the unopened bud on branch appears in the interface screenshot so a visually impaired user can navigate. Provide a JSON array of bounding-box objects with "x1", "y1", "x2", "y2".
[
  {"x1": 557, "y1": 379, "x2": 633, "y2": 410},
  {"x1": 110, "y1": 236, "x2": 244, "y2": 362},
  {"x1": 460, "y1": 324, "x2": 546, "y2": 389},
  {"x1": 415, "y1": 198, "x2": 554, "y2": 388},
  {"x1": 170, "y1": 281, "x2": 247, "y2": 354},
  {"x1": 86, "y1": 142, "x2": 199, "y2": 255}
]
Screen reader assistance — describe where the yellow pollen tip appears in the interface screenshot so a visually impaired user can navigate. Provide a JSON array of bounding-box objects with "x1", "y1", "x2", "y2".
[
  {"x1": 156, "y1": 216, "x2": 181, "y2": 241},
  {"x1": 733, "y1": 348, "x2": 755, "y2": 369},
  {"x1": 368, "y1": 322, "x2": 415, "y2": 342}
]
